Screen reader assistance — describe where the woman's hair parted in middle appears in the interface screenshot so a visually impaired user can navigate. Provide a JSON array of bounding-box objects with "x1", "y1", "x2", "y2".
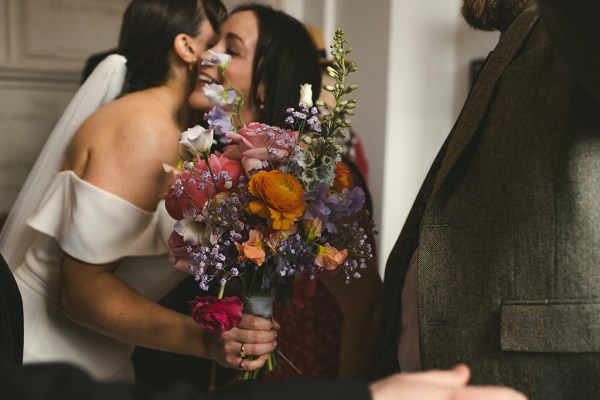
[{"x1": 231, "y1": 3, "x2": 322, "y2": 126}]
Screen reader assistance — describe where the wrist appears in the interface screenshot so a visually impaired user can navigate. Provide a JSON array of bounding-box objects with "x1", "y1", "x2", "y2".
[{"x1": 182, "y1": 316, "x2": 210, "y2": 359}]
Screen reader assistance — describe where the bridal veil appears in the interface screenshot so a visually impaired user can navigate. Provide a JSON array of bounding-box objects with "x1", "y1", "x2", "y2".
[{"x1": 0, "y1": 54, "x2": 127, "y2": 270}]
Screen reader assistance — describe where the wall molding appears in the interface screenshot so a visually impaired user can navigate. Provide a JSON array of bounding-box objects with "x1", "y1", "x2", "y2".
[
  {"x1": 0, "y1": 0, "x2": 8, "y2": 63},
  {"x1": 12, "y1": 0, "x2": 127, "y2": 69},
  {"x1": 0, "y1": 65, "x2": 79, "y2": 86}
]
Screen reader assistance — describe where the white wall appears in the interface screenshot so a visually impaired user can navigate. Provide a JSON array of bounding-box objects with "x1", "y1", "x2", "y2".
[
  {"x1": 379, "y1": 0, "x2": 499, "y2": 275},
  {"x1": 331, "y1": 0, "x2": 391, "y2": 274}
]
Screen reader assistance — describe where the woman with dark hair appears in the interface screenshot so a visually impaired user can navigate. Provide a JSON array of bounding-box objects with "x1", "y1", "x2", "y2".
[
  {"x1": 189, "y1": 4, "x2": 322, "y2": 126},
  {"x1": 189, "y1": 4, "x2": 382, "y2": 382},
  {"x1": 119, "y1": 0, "x2": 227, "y2": 94},
  {"x1": 0, "y1": 0, "x2": 276, "y2": 383}
]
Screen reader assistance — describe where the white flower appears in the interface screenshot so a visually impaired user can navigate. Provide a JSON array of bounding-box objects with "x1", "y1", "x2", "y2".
[
  {"x1": 179, "y1": 125, "x2": 213, "y2": 156},
  {"x1": 201, "y1": 50, "x2": 231, "y2": 68},
  {"x1": 299, "y1": 83, "x2": 313, "y2": 108},
  {"x1": 203, "y1": 84, "x2": 237, "y2": 107},
  {"x1": 174, "y1": 211, "x2": 211, "y2": 246}
]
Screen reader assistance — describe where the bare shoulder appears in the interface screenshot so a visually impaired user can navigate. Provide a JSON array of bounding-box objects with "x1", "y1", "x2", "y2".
[
  {"x1": 63, "y1": 93, "x2": 182, "y2": 210},
  {"x1": 65, "y1": 95, "x2": 179, "y2": 168},
  {"x1": 111, "y1": 98, "x2": 180, "y2": 160}
]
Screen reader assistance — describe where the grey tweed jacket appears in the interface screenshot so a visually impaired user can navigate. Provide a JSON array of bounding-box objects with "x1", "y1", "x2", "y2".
[{"x1": 377, "y1": 1, "x2": 600, "y2": 399}]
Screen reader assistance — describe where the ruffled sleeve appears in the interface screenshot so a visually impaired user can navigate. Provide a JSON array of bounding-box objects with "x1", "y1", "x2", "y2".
[{"x1": 27, "y1": 171, "x2": 175, "y2": 264}]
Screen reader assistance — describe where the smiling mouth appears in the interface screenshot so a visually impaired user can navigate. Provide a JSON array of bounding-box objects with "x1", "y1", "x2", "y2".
[{"x1": 197, "y1": 73, "x2": 220, "y2": 85}]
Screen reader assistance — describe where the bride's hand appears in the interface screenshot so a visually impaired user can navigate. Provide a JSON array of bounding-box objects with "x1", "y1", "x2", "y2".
[{"x1": 205, "y1": 314, "x2": 279, "y2": 371}]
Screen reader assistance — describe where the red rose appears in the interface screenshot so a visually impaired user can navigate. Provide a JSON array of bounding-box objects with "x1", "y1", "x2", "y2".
[
  {"x1": 189, "y1": 296, "x2": 244, "y2": 333},
  {"x1": 165, "y1": 154, "x2": 243, "y2": 220},
  {"x1": 164, "y1": 169, "x2": 211, "y2": 221}
]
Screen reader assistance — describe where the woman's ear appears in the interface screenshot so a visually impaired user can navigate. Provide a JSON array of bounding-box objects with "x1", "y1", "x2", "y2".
[
  {"x1": 173, "y1": 33, "x2": 198, "y2": 65},
  {"x1": 257, "y1": 82, "x2": 267, "y2": 107}
]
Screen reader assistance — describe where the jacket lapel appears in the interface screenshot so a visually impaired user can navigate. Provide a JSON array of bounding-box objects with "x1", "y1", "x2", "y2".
[{"x1": 431, "y1": 6, "x2": 539, "y2": 198}]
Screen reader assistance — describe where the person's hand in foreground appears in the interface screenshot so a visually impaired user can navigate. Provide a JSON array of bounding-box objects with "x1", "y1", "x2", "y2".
[{"x1": 370, "y1": 364, "x2": 527, "y2": 400}]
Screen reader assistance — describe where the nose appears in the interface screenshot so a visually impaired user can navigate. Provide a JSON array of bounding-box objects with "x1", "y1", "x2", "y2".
[{"x1": 199, "y1": 48, "x2": 213, "y2": 64}]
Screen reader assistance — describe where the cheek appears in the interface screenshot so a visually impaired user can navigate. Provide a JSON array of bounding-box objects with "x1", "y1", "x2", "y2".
[{"x1": 227, "y1": 62, "x2": 253, "y2": 93}]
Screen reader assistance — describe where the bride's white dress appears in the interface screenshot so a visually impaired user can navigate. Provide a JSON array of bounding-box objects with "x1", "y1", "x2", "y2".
[{"x1": 13, "y1": 170, "x2": 183, "y2": 381}]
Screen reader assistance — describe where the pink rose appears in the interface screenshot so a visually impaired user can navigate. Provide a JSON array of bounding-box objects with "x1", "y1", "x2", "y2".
[
  {"x1": 223, "y1": 122, "x2": 295, "y2": 172},
  {"x1": 165, "y1": 153, "x2": 243, "y2": 220},
  {"x1": 206, "y1": 153, "x2": 244, "y2": 193},
  {"x1": 189, "y1": 296, "x2": 244, "y2": 333}
]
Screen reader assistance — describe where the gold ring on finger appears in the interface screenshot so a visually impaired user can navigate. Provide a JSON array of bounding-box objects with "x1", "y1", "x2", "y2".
[
  {"x1": 239, "y1": 359, "x2": 245, "y2": 370},
  {"x1": 240, "y1": 343, "x2": 246, "y2": 359}
]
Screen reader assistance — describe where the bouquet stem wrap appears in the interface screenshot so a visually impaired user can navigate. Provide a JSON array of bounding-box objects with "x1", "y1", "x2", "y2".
[{"x1": 241, "y1": 294, "x2": 279, "y2": 380}]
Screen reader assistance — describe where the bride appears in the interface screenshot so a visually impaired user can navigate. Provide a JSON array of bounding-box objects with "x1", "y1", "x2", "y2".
[{"x1": 0, "y1": 0, "x2": 276, "y2": 382}]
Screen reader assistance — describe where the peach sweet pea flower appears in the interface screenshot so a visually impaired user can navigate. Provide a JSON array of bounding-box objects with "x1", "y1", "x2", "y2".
[
  {"x1": 315, "y1": 243, "x2": 348, "y2": 270},
  {"x1": 247, "y1": 170, "x2": 305, "y2": 230},
  {"x1": 223, "y1": 122, "x2": 295, "y2": 172},
  {"x1": 303, "y1": 218, "x2": 323, "y2": 240},
  {"x1": 235, "y1": 229, "x2": 266, "y2": 266}
]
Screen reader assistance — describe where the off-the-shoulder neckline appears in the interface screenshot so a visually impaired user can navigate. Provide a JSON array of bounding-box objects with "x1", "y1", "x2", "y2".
[{"x1": 56, "y1": 170, "x2": 163, "y2": 215}]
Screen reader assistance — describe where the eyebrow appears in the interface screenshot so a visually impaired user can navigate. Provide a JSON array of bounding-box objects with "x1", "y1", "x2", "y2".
[{"x1": 225, "y1": 32, "x2": 245, "y2": 47}]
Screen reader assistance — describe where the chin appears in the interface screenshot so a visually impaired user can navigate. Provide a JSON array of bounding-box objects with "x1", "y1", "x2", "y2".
[
  {"x1": 461, "y1": 0, "x2": 530, "y2": 32},
  {"x1": 189, "y1": 91, "x2": 212, "y2": 113}
]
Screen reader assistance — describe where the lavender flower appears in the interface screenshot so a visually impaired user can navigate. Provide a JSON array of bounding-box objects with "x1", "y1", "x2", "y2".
[{"x1": 205, "y1": 106, "x2": 234, "y2": 138}]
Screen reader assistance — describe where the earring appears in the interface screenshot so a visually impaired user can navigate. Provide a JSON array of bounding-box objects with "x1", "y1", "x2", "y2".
[
  {"x1": 188, "y1": 57, "x2": 197, "y2": 72},
  {"x1": 259, "y1": 102, "x2": 265, "y2": 110}
]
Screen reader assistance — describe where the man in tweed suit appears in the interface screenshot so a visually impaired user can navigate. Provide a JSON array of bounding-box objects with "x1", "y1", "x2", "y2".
[{"x1": 377, "y1": 0, "x2": 600, "y2": 399}]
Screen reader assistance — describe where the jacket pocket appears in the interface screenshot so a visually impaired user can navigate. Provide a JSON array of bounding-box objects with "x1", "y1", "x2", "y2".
[{"x1": 500, "y1": 300, "x2": 600, "y2": 352}]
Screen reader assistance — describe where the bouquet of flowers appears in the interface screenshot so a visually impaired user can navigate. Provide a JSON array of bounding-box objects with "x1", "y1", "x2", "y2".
[{"x1": 164, "y1": 30, "x2": 375, "y2": 380}]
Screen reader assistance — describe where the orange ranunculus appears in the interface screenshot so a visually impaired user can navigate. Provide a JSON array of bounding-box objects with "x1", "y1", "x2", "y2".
[
  {"x1": 315, "y1": 243, "x2": 348, "y2": 270},
  {"x1": 247, "y1": 170, "x2": 305, "y2": 230},
  {"x1": 235, "y1": 229, "x2": 266, "y2": 266},
  {"x1": 332, "y1": 162, "x2": 352, "y2": 192}
]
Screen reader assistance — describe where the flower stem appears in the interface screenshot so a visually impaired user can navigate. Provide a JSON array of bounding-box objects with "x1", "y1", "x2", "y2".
[
  {"x1": 222, "y1": 71, "x2": 245, "y2": 128},
  {"x1": 217, "y1": 271, "x2": 229, "y2": 299}
]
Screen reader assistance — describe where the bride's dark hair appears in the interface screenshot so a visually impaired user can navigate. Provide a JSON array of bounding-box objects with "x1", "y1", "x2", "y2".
[
  {"x1": 119, "y1": 0, "x2": 226, "y2": 93},
  {"x1": 231, "y1": 4, "x2": 322, "y2": 126}
]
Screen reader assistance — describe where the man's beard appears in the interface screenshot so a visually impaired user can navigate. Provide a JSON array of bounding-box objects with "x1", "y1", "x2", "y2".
[{"x1": 461, "y1": 0, "x2": 531, "y2": 32}]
